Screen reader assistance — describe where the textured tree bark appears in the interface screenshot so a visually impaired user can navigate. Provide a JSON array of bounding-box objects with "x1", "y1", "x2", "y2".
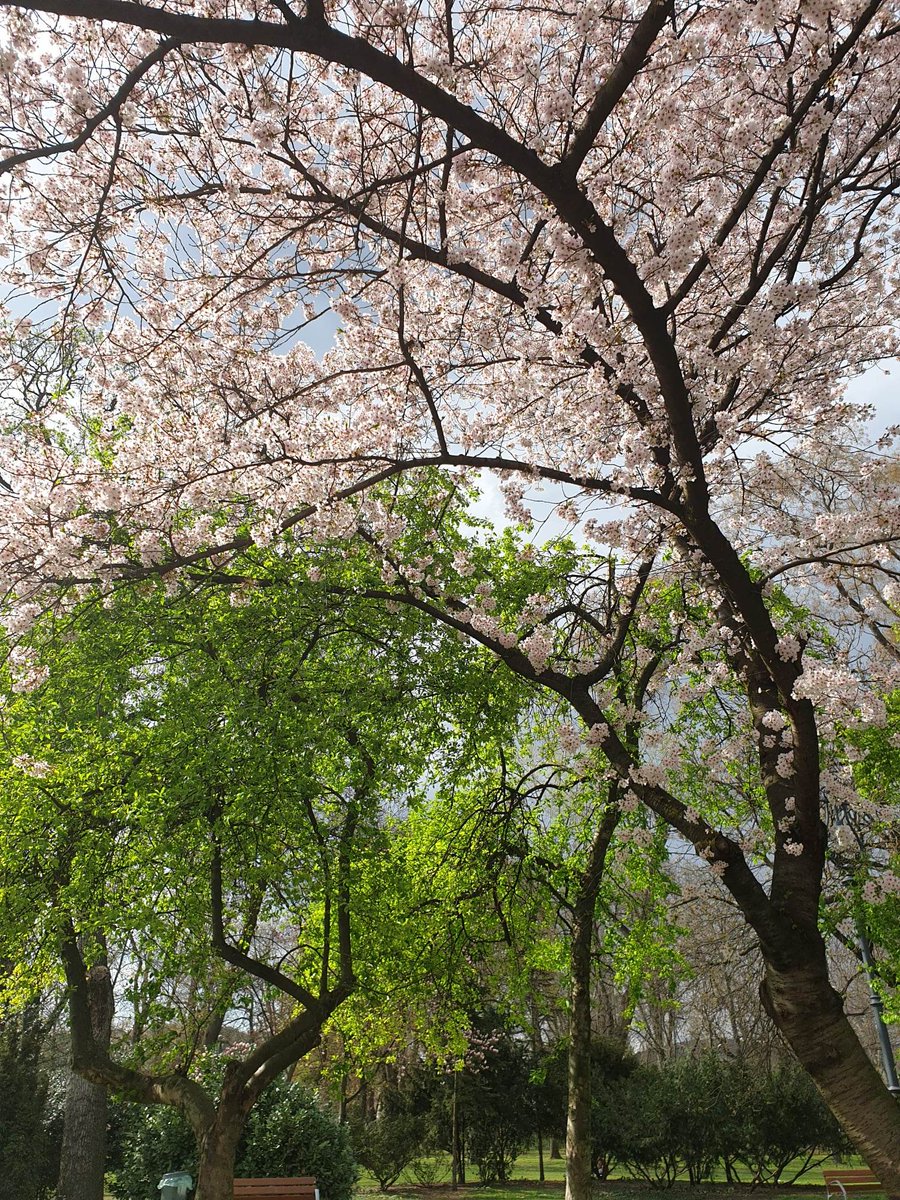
[
  {"x1": 203, "y1": 1008, "x2": 227, "y2": 1050},
  {"x1": 57, "y1": 1074, "x2": 110, "y2": 1200},
  {"x1": 565, "y1": 808, "x2": 619, "y2": 1200},
  {"x1": 57, "y1": 951, "x2": 114, "y2": 1200},
  {"x1": 195, "y1": 1117, "x2": 242, "y2": 1200},
  {"x1": 761, "y1": 955, "x2": 900, "y2": 1199}
]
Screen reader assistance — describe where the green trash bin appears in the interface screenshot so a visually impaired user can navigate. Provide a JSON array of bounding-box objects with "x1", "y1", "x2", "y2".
[{"x1": 158, "y1": 1172, "x2": 193, "y2": 1200}]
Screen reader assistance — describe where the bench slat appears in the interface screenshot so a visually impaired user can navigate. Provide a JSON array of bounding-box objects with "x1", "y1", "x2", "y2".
[
  {"x1": 824, "y1": 1168, "x2": 882, "y2": 1197},
  {"x1": 824, "y1": 1173, "x2": 881, "y2": 1183},
  {"x1": 234, "y1": 1180, "x2": 316, "y2": 1186},
  {"x1": 233, "y1": 1177, "x2": 318, "y2": 1200}
]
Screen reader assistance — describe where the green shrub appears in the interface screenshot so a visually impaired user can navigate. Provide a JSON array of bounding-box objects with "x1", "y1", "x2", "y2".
[
  {"x1": 348, "y1": 1114, "x2": 425, "y2": 1191},
  {"x1": 590, "y1": 1051, "x2": 852, "y2": 1189},
  {"x1": 465, "y1": 1109, "x2": 531, "y2": 1186},
  {"x1": 409, "y1": 1153, "x2": 451, "y2": 1187},
  {"x1": 109, "y1": 1098, "x2": 195, "y2": 1200},
  {"x1": 589, "y1": 1036, "x2": 638, "y2": 1179},
  {"x1": 658, "y1": 1053, "x2": 734, "y2": 1184},
  {"x1": 0, "y1": 1008, "x2": 62, "y2": 1200},
  {"x1": 737, "y1": 1060, "x2": 852, "y2": 1184},
  {"x1": 239, "y1": 1078, "x2": 358, "y2": 1199},
  {"x1": 609, "y1": 1064, "x2": 680, "y2": 1189},
  {"x1": 460, "y1": 1016, "x2": 533, "y2": 1184}
]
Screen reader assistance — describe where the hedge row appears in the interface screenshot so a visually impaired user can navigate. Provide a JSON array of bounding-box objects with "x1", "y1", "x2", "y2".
[{"x1": 348, "y1": 1040, "x2": 853, "y2": 1189}]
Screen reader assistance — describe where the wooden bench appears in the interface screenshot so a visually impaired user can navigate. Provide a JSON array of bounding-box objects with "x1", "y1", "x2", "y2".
[
  {"x1": 824, "y1": 1169, "x2": 883, "y2": 1199},
  {"x1": 233, "y1": 1179, "x2": 319, "y2": 1200}
]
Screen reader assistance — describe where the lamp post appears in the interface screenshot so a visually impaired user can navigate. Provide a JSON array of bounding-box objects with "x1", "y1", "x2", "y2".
[
  {"x1": 853, "y1": 918, "x2": 900, "y2": 1096},
  {"x1": 831, "y1": 819, "x2": 900, "y2": 1097}
]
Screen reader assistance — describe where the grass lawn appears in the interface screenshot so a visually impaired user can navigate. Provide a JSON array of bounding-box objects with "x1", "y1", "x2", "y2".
[
  {"x1": 356, "y1": 1148, "x2": 869, "y2": 1200},
  {"x1": 363, "y1": 1183, "x2": 833, "y2": 1200}
]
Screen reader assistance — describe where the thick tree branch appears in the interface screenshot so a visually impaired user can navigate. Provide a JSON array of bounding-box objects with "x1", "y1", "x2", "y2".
[
  {"x1": 563, "y1": 0, "x2": 673, "y2": 173},
  {"x1": 60, "y1": 927, "x2": 217, "y2": 1138},
  {"x1": 209, "y1": 837, "x2": 320, "y2": 1011},
  {"x1": 0, "y1": 37, "x2": 180, "y2": 174}
]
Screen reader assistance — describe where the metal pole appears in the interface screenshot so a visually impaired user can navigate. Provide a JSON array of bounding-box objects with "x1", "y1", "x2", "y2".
[{"x1": 854, "y1": 913, "x2": 900, "y2": 1096}]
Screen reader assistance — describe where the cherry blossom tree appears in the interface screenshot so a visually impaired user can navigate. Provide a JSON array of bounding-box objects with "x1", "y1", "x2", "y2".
[{"x1": 0, "y1": 0, "x2": 899, "y2": 1191}]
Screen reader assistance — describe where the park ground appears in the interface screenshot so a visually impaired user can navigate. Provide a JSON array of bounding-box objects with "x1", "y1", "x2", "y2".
[
  {"x1": 361, "y1": 1184, "x2": 826, "y2": 1200},
  {"x1": 352, "y1": 1150, "x2": 864, "y2": 1200}
]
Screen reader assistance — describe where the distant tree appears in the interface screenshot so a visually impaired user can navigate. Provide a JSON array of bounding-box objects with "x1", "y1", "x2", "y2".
[{"x1": 454, "y1": 1014, "x2": 534, "y2": 1185}]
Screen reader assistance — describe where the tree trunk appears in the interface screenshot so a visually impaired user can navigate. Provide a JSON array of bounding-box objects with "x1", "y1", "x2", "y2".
[
  {"x1": 57, "y1": 1074, "x2": 109, "y2": 1200},
  {"x1": 451, "y1": 1072, "x2": 466, "y2": 1187},
  {"x1": 451, "y1": 1070, "x2": 460, "y2": 1190},
  {"x1": 529, "y1": 979, "x2": 546, "y2": 1184},
  {"x1": 195, "y1": 1115, "x2": 243, "y2": 1200},
  {"x1": 58, "y1": 950, "x2": 114, "y2": 1200},
  {"x1": 565, "y1": 807, "x2": 618, "y2": 1200},
  {"x1": 565, "y1": 904, "x2": 593, "y2": 1200},
  {"x1": 762, "y1": 958, "x2": 900, "y2": 1197},
  {"x1": 203, "y1": 1008, "x2": 227, "y2": 1050}
]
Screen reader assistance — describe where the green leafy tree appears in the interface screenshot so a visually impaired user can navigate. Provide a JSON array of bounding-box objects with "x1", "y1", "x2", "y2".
[
  {"x1": 839, "y1": 689, "x2": 900, "y2": 1024},
  {"x1": 0, "y1": 551, "x2": 531, "y2": 1200}
]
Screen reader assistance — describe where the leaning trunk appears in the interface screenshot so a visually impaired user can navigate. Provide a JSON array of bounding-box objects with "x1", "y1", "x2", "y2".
[
  {"x1": 762, "y1": 957, "x2": 900, "y2": 1197},
  {"x1": 565, "y1": 904, "x2": 593, "y2": 1200}
]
